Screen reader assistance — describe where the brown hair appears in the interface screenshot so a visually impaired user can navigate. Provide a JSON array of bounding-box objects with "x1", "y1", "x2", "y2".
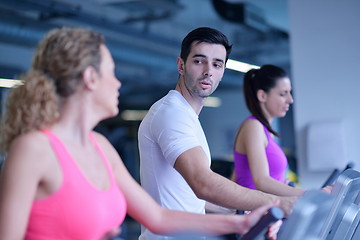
[
  {"x1": 0, "y1": 27, "x2": 104, "y2": 154},
  {"x1": 243, "y1": 64, "x2": 288, "y2": 137}
]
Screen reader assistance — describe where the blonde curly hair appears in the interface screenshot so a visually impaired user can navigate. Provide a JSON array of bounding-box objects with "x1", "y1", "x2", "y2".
[{"x1": 0, "y1": 27, "x2": 104, "y2": 154}]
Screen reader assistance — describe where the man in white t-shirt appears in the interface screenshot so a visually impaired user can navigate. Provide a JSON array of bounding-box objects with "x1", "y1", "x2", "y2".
[{"x1": 138, "y1": 27, "x2": 296, "y2": 240}]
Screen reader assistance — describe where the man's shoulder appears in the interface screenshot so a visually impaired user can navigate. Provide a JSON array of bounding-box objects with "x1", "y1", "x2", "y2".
[
  {"x1": 161, "y1": 90, "x2": 187, "y2": 107},
  {"x1": 150, "y1": 91, "x2": 190, "y2": 117}
]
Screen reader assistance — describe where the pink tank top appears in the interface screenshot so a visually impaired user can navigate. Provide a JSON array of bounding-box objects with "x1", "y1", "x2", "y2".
[
  {"x1": 25, "y1": 130, "x2": 127, "y2": 240},
  {"x1": 234, "y1": 116, "x2": 288, "y2": 189}
]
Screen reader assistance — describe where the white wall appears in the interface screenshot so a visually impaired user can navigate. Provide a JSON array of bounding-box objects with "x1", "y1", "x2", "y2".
[{"x1": 289, "y1": 0, "x2": 360, "y2": 188}]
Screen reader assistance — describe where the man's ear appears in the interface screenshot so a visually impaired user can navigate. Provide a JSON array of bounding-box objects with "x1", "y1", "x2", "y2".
[
  {"x1": 177, "y1": 57, "x2": 185, "y2": 75},
  {"x1": 257, "y1": 89, "x2": 267, "y2": 103},
  {"x1": 82, "y1": 66, "x2": 98, "y2": 90}
]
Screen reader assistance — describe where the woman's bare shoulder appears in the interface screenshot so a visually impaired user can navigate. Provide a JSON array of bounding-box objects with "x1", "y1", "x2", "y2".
[
  {"x1": 3, "y1": 130, "x2": 57, "y2": 183},
  {"x1": 241, "y1": 118, "x2": 263, "y2": 132},
  {"x1": 11, "y1": 131, "x2": 49, "y2": 151},
  {"x1": 7, "y1": 131, "x2": 54, "y2": 165}
]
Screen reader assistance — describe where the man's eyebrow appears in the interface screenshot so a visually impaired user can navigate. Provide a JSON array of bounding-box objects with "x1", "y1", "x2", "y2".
[
  {"x1": 192, "y1": 54, "x2": 225, "y2": 63},
  {"x1": 214, "y1": 58, "x2": 225, "y2": 64},
  {"x1": 192, "y1": 54, "x2": 206, "y2": 59}
]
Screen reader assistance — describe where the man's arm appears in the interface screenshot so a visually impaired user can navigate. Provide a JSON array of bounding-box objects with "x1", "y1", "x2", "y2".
[
  {"x1": 174, "y1": 146, "x2": 295, "y2": 215},
  {"x1": 205, "y1": 201, "x2": 237, "y2": 214}
]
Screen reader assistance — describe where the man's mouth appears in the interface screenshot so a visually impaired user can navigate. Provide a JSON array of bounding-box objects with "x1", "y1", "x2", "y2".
[{"x1": 199, "y1": 80, "x2": 211, "y2": 89}]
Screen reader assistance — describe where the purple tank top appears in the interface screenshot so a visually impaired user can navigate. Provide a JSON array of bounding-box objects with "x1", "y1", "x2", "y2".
[{"x1": 233, "y1": 116, "x2": 288, "y2": 189}]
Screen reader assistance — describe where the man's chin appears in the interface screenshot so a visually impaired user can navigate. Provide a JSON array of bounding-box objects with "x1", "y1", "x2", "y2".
[{"x1": 199, "y1": 94, "x2": 210, "y2": 98}]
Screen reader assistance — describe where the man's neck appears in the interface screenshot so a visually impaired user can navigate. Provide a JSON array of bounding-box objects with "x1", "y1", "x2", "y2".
[{"x1": 175, "y1": 81, "x2": 204, "y2": 115}]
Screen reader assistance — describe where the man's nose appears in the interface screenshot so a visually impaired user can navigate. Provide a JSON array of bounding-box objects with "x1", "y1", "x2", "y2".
[{"x1": 203, "y1": 64, "x2": 213, "y2": 77}]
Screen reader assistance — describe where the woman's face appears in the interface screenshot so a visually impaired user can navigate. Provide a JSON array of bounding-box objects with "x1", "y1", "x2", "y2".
[
  {"x1": 96, "y1": 45, "x2": 122, "y2": 117},
  {"x1": 260, "y1": 77, "x2": 293, "y2": 120}
]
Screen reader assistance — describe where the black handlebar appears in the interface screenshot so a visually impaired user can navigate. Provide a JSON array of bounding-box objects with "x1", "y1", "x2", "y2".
[
  {"x1": 321, "y1": 162, "x2": 354, "y2": 188},
  {"x1": 240, "y1": 207, "x2": 284, "y2": 240}
]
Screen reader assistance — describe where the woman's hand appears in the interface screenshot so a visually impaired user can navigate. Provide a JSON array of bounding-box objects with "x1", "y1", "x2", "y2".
[
  {"x1": 321, "y1": 185, "x2": 333, "y2": 194},
  {"x1": 266, "y1": 219, "x2": 283, "y2": 240},
  {"x1": 101, "y1": 227, "x2": 121, "y2": 240},
  {"x1": 241, "y1": 201, "x2": 283, "y2": 240}
]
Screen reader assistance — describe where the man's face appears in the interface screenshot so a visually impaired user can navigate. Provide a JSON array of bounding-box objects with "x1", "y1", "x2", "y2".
[{"x1": 181, "y1": 41, "x2": 226, "y2": 98}]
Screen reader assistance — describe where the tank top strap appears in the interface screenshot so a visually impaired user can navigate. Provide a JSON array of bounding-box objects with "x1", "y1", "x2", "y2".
[
  {"x1": 261, "y1": 123, "x2": 271, "y2": 140},
  {"x1": 88, "y1": 133, "x2": 117, "y2": 184},
  {"x1": 40, "y1": 129, "x2": 83, "y2": 189},
  {"x1": 248, "y1": 116, "x2": 271, "y2": 140},
  {"x1": 41, "y1": 129, "x2": 117, "y2": 187},
  {"x1": 41, "y1": 129, "x2": 73, "y2": 168}
]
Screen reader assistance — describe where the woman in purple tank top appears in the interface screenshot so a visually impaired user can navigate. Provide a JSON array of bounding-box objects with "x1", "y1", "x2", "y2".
[{"x1": 231, "y1": 65, "x2": 305, "y2": 197}]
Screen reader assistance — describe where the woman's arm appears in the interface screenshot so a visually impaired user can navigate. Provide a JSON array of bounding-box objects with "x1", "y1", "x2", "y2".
[
  {"x1": 94, "y1": 133, "x2": 278, "y2": 237},
  {"x1": 237, "y1": 120, "x2": 304, "y2": 197},
  {"x1": 0, "y1": 133, "x2": 49, "y2": 239}
]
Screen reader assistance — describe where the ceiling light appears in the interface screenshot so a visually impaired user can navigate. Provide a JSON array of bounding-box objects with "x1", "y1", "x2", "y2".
[
  {"x1": 1, "y1": 58, "x2": 257, "y2": 88},
  {"x1": 226, "y1": 59, "x2": 259, "y2": 73},
  {"x1": 204, "y1": 97, "x2": 221, "y2": 108},
  {"x1": 0, "y1": 78, "x2": 23, "y2": 88},
  {"x1": 121, "y1": 109, "x2": 148, "y2": 121}
]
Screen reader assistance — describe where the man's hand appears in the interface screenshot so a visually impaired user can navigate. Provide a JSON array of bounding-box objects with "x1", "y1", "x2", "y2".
[
  {"x1": 321, "y1": 185, "x2": 333, "y2": 194},
  {"x1": 278, "y1": 196, "x2": 298, "y2": 217}
]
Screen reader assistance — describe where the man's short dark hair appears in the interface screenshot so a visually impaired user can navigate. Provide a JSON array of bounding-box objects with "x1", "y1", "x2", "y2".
[{"x1": 180, "y1": 27, "x2": 232, "y2": 63}]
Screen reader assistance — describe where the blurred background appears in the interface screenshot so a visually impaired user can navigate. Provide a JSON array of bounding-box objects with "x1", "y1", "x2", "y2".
[
  {"x1": 0, "y1": 0, "x2": 359, "y2": 239},
  {"x1": 0, "y1": 0, "x2": 294, "y2": 179}
]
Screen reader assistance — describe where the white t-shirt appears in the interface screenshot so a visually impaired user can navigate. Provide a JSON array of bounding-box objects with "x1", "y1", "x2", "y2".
[{"x1": 138, "y1": 90, "x2": 211, "y2": 240}]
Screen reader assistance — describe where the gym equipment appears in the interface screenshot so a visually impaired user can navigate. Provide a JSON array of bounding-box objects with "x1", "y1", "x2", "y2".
[
  {"x1": 277, "y1": 190, "x2": 334, "y2": 240},
  {"x1": 288, "y1": 181, "x2": 296, "y2": 187},
  {"x1": 321, "y1": 162, "x2": 354, "y2": 188},
  {"x1": 322, "y1": 168, "x2": 341, "y2": 188},
  {"x1": 319, "y1": 168, "x2": 360, "y2": 240},
  {"x1": 240, "y1": 207, "x2": 283, "y2": 240}
]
